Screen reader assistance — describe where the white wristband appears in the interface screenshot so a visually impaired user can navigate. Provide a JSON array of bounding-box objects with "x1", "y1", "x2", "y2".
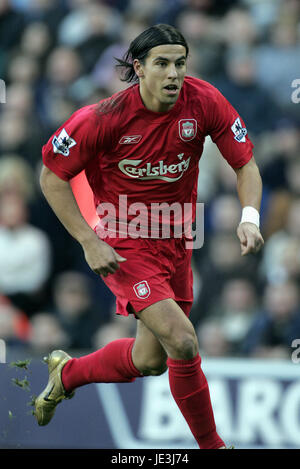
[{"x1": 240, "y1": 206, "x2": 260, "y2": 228}]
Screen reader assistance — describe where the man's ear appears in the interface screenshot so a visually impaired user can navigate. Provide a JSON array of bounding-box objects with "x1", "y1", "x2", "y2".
[{"x1": 133, "y1": 59, "x2": 144, "y2": 78}]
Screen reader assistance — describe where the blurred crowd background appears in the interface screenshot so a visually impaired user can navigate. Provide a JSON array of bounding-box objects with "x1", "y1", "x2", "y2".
[{"x1": 0, "y1": 0, "x2": 299, "y2": 361}]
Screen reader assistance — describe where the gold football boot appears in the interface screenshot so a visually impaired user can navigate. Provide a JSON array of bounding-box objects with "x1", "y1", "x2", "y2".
[{"x1": 34, "y1": 350, "x2": 75, "y2": 426}]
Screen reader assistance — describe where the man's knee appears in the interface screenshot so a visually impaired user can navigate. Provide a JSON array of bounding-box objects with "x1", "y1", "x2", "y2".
[
  {"x1": 139, "y1": 357, "x2": 168, "y2": 376},
  {"x1": 137, "y1": 299, "x2": 199, "y2": 361},
  {"x1": 168, "y1": 330, "x2": 199, "y2": 360}
]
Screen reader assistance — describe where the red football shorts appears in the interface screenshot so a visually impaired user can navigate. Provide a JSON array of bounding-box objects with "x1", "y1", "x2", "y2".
[{"x1": 97, "y1": 233, "x2": 194, "y2": 318}]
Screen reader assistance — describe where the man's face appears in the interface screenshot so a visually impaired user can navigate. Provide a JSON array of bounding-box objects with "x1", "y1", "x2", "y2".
[{"x1": 134, "y1": 44, "x2": 187, "y2": 113}]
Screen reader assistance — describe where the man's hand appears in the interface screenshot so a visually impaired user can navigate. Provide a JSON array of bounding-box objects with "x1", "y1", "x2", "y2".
[
  {"x1": 82, "y1": 238, "x2": 127, "y2": 277},
  {"x1": 237, "y1": 222, "x2": 264, "y2": 256}
]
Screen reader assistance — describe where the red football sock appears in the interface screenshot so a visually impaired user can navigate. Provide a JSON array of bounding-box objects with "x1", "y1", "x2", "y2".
[
  {"x1": 167, "y1": 354, "x2": 225, "y2": 449},
  {"x1": 61, "y1": 338, "x2": 143, "y2": 392}
]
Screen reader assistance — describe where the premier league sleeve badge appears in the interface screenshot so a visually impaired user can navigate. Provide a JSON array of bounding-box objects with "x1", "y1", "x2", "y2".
[
  {"x1": 231, "y1": 117, "x2": 247, "y2": 143},
  {"x1": 52, "y1": 128, "x2": 77, "y2": 156}
]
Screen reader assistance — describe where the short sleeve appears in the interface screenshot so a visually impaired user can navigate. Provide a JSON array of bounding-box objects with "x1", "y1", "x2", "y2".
[
  {"x1": 207, "y1": 88, "x2": 254, "y2": 169},
  {"x1": 42, "y1": 105, "x2": 104, "y2": 181}
]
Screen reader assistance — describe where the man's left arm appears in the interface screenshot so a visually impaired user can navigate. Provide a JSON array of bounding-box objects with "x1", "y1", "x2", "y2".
[
  {"x1": 206, "y1": 85, "x2": 264, "y2": 255},
  {"x1": 234, "y1": 156, "x2": 264, "y2": 256}
]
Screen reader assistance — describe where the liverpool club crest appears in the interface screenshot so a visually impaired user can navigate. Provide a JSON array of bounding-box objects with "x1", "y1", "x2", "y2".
[
  {"x1": 133, "y1": 281, "x2": 150, "y2": 299},
  {"x1": 179, "y1": 119, "x2": 197, "y2": 141}
]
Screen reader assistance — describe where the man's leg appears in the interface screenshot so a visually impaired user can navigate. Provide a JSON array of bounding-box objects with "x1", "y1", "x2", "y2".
[
  {"x1": 34, "y1": 335, "x2": 143, "y2": 426},
  {"x1": 61, "y1": 337, "x2": 141, "y2": 390},
  {"x1": 131, "y1": 320, "x2": 168, "y2": 376},
  {"x1": 61, "y1": 319, "x2": 167, "y2": 391},
  {"x1": 35, "y1": 314, "x2": 168, "y2": 425},
  {"x1": 135, "y1": 298, "x2": 225, "y2": 450},
  {"x1": 35, "y1": 298, "x2": 225, "y2": 448}
]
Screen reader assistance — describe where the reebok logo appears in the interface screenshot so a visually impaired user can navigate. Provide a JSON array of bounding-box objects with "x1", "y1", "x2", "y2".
[{"x1": 119, "y1": 135, "x2": 142, "y2": 144}]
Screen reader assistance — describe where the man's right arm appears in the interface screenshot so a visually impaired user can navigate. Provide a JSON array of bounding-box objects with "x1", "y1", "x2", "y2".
[{"x1": 40, "y1": 165, "x2": 126, "y2": 276}]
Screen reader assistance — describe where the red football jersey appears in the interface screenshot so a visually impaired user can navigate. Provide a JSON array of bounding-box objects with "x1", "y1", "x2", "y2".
[{"x1": 42, "y1": 76, "x2": 253, "y2": 236}]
